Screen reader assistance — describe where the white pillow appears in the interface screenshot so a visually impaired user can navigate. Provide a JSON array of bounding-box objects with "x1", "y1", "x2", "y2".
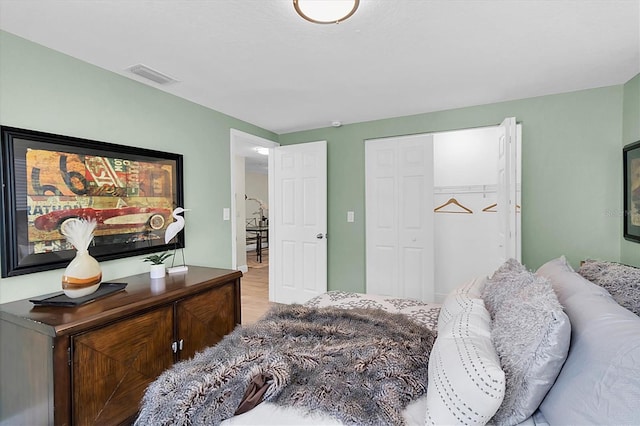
[
  {"x1": 426, "y1": 298, "x2": 505, "y2": 425},
  {"x1": 437, "y1": 276, "x2": 487, "y2": 333},
  {"x1": 536, "y1": 257, "x2": 640, "y2": 425}
]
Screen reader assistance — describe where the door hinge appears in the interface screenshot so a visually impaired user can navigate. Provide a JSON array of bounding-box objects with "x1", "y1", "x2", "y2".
[{"x1": 67, "y1": 347, "x2": 71, "y2": 366}]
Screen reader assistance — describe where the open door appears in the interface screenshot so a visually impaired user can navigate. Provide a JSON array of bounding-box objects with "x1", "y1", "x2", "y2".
[
  {"x1": 270, "y1": 141, "x2": 327, "y2": 304},
  {"x1": 496, "y1": 117, "x2": 519, "y2": 262}
]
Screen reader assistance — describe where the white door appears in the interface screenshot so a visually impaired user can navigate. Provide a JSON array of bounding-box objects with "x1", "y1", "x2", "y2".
[
  {"x1": 365, "y1": 134, "x2": 435, "y2": 301},
  {"x1": 270, "y1": 141, "x2": 327, "y2": 304},
  {"x1": 496, "y1": 117, "x2": 519, "y2": 261}
]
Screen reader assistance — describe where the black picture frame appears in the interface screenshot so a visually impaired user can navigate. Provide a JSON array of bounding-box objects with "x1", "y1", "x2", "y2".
[
  {"x1": 1, "y1": 126, "x2": 184, "y2": 277},
  {"x1": 623, "y1": 140, "x2": 640, "y2": 243}
]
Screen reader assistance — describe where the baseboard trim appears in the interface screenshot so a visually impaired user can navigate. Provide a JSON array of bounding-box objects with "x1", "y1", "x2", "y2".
[{"x1": 238, "y1": 264, "x2": 249, "y2": 273}]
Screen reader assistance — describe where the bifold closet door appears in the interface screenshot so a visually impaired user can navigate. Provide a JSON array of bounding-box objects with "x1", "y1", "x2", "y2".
[
  {"x1": 365, "y1": 134, "x2": 435, "y2": 302},
  {"x1": 497, "y1": 117, "x2": 519, "y2": 262}
]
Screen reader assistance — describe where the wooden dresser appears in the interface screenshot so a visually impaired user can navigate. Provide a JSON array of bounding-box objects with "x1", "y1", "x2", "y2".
[{"x1": 0, "y1": 266, "x2": 242, "y2": 426}]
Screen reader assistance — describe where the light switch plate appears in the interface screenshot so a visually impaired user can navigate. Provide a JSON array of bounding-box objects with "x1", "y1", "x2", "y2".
[
  {"x1": 347, "y1": 211, "x2": 355, "y2": 222},
  {"x1": 223, "y1": 208, "x2": 230, "y2": 220}
]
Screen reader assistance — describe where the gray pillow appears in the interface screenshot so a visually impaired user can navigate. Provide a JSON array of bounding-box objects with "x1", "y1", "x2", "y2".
[
  {"x1": 489, "y1": 258, "x2": 527, "y2": 279},
  {"x1": 483, "y1": 260, "x2": 571, "y2": 426},
  {"x1": 578, "y1": 259, "x2": 640, "y2": 316},
  {"x1": 537, "y1": 257, "x2": 640, "y2": 425},
  {"x1": 482, "y1": 258, "x2": 527, "y2": 315}
]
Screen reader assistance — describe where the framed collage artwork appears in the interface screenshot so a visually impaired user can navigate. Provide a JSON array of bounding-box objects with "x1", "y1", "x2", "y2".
[
  {"x1": 624, "y1": 140, "x2": 640, "y2": 243},
  {"x1": 0, "y1": 126, "x2": 184, "y2": 277}
]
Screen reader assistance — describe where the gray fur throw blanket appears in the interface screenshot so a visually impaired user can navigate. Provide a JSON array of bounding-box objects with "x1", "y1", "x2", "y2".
[{"x1": 135, "y1": 304, "x2": 435, "y2": 425}]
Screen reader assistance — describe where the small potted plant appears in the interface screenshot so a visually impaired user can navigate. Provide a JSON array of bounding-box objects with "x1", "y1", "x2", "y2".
[{"x1": 143, "y1": 252, "x2": 173, "y2": 279}]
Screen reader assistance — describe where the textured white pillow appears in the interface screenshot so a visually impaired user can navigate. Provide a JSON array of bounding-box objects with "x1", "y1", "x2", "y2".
[
  {"x1": 437, "y1": 276, "x2": 487, "y2": 333},
  {"x1": 426, "y1": 298, "x2": 505, "y2": 425}
]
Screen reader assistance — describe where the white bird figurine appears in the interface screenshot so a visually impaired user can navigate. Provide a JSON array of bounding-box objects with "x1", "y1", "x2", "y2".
[{"x1": 165, "y1": 207, "x2": 189, "y2": 244}]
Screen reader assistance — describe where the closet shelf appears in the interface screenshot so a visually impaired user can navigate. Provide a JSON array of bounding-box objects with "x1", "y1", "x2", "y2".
[
  {"x1": 433, "y1": 184, "x2": 522, "y2": 195},
  {"x1": 434, "y1": 184, "x2": 497, "y2": 195}
]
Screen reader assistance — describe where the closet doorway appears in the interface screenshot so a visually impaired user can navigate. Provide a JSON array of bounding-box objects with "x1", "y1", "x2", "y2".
[{"x1": 365, "y1": 118, "x2": 521, "y2": 302}]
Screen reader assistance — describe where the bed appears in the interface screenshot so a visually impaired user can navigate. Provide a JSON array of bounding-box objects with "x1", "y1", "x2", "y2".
[{"x1": 135, "y1": 257, "x2": 640, "y2": 426}]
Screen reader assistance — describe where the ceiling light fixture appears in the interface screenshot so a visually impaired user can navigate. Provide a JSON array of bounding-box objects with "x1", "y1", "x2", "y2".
[{"x1": 293, "y1": 0, "x2": 360, "y2": 24}]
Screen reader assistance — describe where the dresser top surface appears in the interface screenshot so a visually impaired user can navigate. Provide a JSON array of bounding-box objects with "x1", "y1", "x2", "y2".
[{"x1": 0, "y1": 266, "x2": 242, "y2": 336}]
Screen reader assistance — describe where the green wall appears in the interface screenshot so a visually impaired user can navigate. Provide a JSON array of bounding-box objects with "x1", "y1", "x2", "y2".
[
  {"x1": 280, "y1": 86, "x2": 626, "y2": 293},
  {"x1": 0, "y1": 31, "x2": 277, "y2": 303},
  {"x1": 621, "y1": 73, "x2": 640, "y2": 266},
  {"x1": 0, "y1": 30, "x2": 636, "y2": 302}
]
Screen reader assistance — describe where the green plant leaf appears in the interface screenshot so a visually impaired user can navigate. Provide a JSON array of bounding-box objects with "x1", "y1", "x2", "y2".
[{"x1": 142, "y1": 252, "x2": 174, "y2": 265}]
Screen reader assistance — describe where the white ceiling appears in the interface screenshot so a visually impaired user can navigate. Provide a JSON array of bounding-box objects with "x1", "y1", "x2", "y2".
[{"x1": 0, "y1": 0, "x2": 639, "y2": 136}]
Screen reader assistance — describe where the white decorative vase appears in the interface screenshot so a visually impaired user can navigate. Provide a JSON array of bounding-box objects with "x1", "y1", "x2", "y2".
[
  {"x1": 60, "y1": 218, "x2": 101, "y2": 299},
  {"x1": 149, "y1": 264, "x2": 166, "y2": 279},
  {"x1": 62, "y1": 250, "x2": 102, "y2": 298}
]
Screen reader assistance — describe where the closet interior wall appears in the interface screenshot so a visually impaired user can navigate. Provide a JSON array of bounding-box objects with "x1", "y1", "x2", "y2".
[{"x1": 433, "y1": 127, "x2": 515, "y2": 301}]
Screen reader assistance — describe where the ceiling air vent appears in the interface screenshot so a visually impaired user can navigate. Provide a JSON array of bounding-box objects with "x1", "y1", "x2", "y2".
[{"x1": 126, "y1": 64, "x2": 178, "y2": 85}]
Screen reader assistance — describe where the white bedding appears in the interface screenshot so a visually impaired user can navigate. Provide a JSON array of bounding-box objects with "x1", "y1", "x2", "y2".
[
  {"x1": 305, "y1": 290, "x2": 441, "y2": 330},
  {"x1": 223, "y1": 398, "x2": 542, "y2": 426},
  {"x1": 223, "y1": 395, "x2": 428, "y2": 425}
]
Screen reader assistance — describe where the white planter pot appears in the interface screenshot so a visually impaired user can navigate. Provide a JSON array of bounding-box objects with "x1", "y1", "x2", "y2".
[
  {"x1": 150, "y1": 277, "x2": 166, "y2": 293},
  {"x1": 149, "y1": 264, "x2": 166, "y2": 279}
]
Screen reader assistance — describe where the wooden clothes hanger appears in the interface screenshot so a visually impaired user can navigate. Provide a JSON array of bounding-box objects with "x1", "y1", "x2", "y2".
[
  {"x1": 434, "y1": 198, "x2": 473, "y2": 214},
  {"x1": 482, "y1": 203, "x2": 521, "y2": 213},
  {"x1": 482, "y1": 203, "x2": 498, "y2": 212}
]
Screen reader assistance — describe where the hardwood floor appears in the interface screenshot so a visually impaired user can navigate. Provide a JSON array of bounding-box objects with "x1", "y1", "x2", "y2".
[{"x1": 241, "y1": 250, "x2": 275, "y2": 324}]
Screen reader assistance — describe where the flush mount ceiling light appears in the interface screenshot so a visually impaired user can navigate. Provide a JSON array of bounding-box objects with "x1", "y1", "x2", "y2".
[{"x1": 293, "y1": 0, "x2": 360, "y2": 24}]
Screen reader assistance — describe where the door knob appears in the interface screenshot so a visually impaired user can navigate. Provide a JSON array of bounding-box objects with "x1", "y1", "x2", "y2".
[{"x1": 316, "y1": 233, "x2": 324, "y2": 239}]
